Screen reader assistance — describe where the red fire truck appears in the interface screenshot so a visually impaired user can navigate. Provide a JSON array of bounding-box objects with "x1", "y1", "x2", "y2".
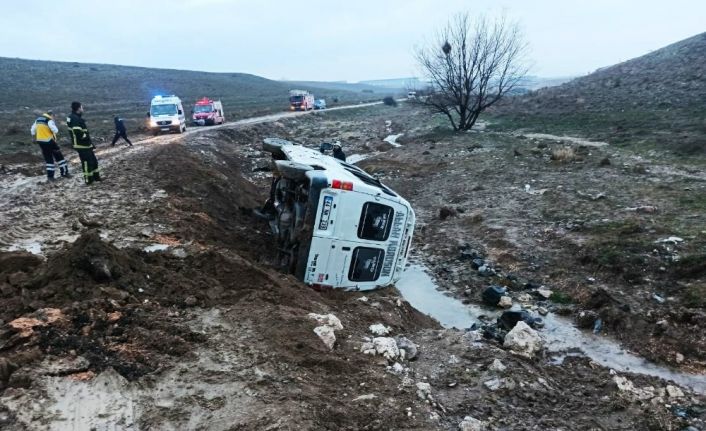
[
  {"x1": 191, "y1": 97, "x2": 225, "y2": 126},
  {"x1": 289, "y1": 90, "x2": 315, "y2": 111}
]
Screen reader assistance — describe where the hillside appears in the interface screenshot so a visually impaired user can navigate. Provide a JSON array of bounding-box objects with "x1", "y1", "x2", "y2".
[
  {"x1": 513, "y1": 75, "x2": 575, "y2": 92},
  {"x1": 0, "y1": 58, "x2": 378, "y2": 147},
  {"x1": 493, "y1": 32, "x2": 706, "y2": 154}
]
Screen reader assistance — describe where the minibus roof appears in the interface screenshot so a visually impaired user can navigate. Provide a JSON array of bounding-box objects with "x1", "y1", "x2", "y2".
[{"x1": 282, "y1": 144, "x2": 397, "y2": 197}]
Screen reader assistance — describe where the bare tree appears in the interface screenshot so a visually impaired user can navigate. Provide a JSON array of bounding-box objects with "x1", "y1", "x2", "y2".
[{"x1": 415, "y1": 13, "x2": 528, "y2": 131}]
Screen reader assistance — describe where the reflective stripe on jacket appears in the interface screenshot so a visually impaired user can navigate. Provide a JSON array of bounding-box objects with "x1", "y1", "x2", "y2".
[{"x1": 66, "y1": 112, "x2": 92, "y2": 149}]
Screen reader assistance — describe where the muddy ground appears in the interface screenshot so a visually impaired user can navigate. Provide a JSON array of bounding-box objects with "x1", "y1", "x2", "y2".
[{"x1": 0, "y1": 104, "x2": 704, "y2": 430}]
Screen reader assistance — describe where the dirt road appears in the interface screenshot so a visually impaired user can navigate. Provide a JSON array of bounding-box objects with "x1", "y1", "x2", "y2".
[
  {"x1": 0, "y1": 100, "x2": 388, "y2": 257},
  {"x1": 1, "y1": 103, "x2": 703, "y2": 430}
]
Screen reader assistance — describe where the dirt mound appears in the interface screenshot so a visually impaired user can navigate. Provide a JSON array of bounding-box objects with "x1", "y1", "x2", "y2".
[
  {"x1": 0, "y1": 231, "x2": 146, "y2": 322},
  {"x1": 0, "y1": 229, "x2": 290, "y2": 384},
  {"x1": 148, "y1": 141, "x2": 272, "y2": 261},
  {"x1": 0, "y1": 227, "x2": 436, "y2": 398},
  {"x1": 0, "y1": 251, "x2": 43, "y2": 274},
  {"x1": 0, "y1": 234, "x2": 189, "y2": 382},
  {"x1": 0, "y1": 229, "x2": 297, "y2": 321}
]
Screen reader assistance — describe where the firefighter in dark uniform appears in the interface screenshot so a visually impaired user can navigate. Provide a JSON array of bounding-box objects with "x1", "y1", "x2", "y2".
[
  {"x1": 67, "y1": 101, "x2": 101, "y2": 184},
  {"x1": 30, "y1": 111, "x2": 70, "y2": 181}
]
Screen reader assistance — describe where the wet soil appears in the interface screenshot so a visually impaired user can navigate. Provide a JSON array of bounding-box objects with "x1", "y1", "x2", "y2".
[
  {"x1": 0, "y1": 104, "x2": 704, "y2": 430},
  {"x1": 345, "y1": 107, "x2": 706, "y2": 372}
]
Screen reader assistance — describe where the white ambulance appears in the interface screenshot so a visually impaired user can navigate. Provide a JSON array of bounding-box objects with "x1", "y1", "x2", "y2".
[
  {"x1": 261, "y1": 138, "x2": 416, "y2": 291},
  {"x1": 148, "y1": 95, "x2": 187, "y2": 134}
]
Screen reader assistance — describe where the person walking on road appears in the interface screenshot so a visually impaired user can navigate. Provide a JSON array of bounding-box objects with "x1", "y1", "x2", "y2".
[
  {"x1": 111, "y1": 116, "x2": 132, "y2": 147},
  {"x1": 30, "y1": 111, "x2": 70, "y2": 181},
  {"x1": 67, "y1": 102, "x2": 101, "y2": 184}
]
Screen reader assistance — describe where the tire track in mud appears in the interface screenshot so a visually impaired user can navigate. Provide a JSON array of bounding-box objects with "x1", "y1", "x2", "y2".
[{"x1": 0, "y1": 157, "x2": 160, "y2": 256}]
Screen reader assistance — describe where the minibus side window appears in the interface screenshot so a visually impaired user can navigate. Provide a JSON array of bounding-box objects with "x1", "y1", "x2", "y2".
[
  {"x1": 348, "y1": 247, "x2": 385, "y2": 282},
  {"x1": 358, "y1": 203, "x2": 394, "y2": 241}
]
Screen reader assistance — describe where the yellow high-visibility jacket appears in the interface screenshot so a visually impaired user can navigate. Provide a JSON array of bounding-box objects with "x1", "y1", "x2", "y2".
[{"x1": 31, "y1": 114, "x2": 58, "y2": 142}]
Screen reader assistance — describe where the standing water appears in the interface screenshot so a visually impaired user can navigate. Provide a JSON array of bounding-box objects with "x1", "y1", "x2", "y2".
[
  {"x1": 395, "y1": 264, "x2": 706, "y2": 394},
  {"x1": 346, "y1": 154, "x2": 370, "y2": 164}
]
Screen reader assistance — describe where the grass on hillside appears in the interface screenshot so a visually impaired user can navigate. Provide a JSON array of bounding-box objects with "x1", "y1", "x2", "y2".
[
  {"x1": 0, "y1": 58, "x2": 400, "y2": 152},
  {"x1": 486, "y1": 107, "x2": 706, "y2": 156}
]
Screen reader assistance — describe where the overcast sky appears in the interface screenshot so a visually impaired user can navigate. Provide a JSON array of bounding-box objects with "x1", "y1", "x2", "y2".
[{"x1": 1, "y1": 0, "x2": 704, "y2": 82}]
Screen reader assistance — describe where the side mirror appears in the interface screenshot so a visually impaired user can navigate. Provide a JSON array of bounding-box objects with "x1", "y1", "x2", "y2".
[
  {"x1": 178, "y1": 109, "x2": 183, "y2": 115},
  {"x1": 146, "y1": 112, "x2": 151, "y2": 118}
]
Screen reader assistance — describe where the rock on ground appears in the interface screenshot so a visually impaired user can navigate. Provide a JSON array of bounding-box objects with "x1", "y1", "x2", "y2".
[
  {"x1": 459, "y1": 415, "x2": 486, "y2": 431},
  {"x1": 313, "y1": 325, "x2": 337, "y2": 350},
  {"x1": 416, "y1": 381, "x2": 432, "y2": 400},
  {"x1": 666, "y1": 384, "x2": 684, "y2": 398},
  {"x1": 369, "y1": 323, "x2": 391, "y2": 336},
  {"x1": 395, "y1": 336, "x2": 418, "y2": 360},
  {"x1": 503, "y1": 321, "x2": 542, "y2": 358},
  {"x1": 307, "y1": 313, "x2": 343, "y2": 330},
  {"x1": 498, "y1": 296, "x2": 513, "y2": 308},
  {"x1": 612, "y1": 375, "x2": 658, "y2": 400},
  {"x1": 308, "y1": 313, "x2": 343, "y2": 350},
  {"x1": 536, "y1": 288, "x2": 553, "y2": 299},
  {"x1": 372, "y1": 337, "x2": 400, "y2": 360},
  {"x1": 361, "y1": 337, "x2": 402, "y2": 361},
  {"x1": 484, "y1": 378, "x2": 503, "y2": 391},
  {"x1": 489, "y1": 358, "x2": 507, "y2": 372}
]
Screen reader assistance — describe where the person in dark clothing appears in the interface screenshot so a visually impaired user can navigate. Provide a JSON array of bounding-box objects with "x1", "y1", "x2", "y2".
[
  {"x1": 318, "y1": 141, "x2": 346, "y2": 162},
  {"x1": 332, "y1": 143, "x2": 346, "y2": 162},
  {"x1": 67, "y1": 102, "x2": 101, "y2": 184},
  {"x1": 111, "y1": 116, "x2": 132, "y2": 147},
  {"x1": 30, "y1": 110, "x2": 70, "y2": 181}
]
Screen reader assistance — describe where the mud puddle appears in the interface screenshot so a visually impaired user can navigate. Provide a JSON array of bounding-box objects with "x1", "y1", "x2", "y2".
[
  {"x1": 7, "y1": 239, "x2": 43, "y2": 255},
  {"x1": 383, "y1": 134, "x2": 403, "y2": 147},
  {"x1": 346, "y1": 153, "x2": 379, "y2": 165},
  {"x1": 346, "y1": 154, "x2": 370, "y2": 164},
  {"x1": 395, "y1": 264, "x2": 476, "y2": 329},
  {"x1": 396, "y1": 263, "x2": 706, "y2": 393},
  {"x1": 143, "y1": 243, "x2": 169, "y2": 252},
  {"x1": 2, "y1": 368, "x2": 138, "y2": 431},
  {"x1": 1, "y1": 308, "x2": 257, "y2": 431}
]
